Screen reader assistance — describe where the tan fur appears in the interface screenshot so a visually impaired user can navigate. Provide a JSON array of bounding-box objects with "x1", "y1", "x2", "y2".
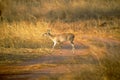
[{"x1": 43, "y1": 31, "x2": 75, "y2": 53}]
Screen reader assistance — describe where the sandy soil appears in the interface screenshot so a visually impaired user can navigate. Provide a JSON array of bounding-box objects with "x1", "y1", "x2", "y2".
[{"x1": 0, "y1": 38, "x2": 119, "y2": 80}]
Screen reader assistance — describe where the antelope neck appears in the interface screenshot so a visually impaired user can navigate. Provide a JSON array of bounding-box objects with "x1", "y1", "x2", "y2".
[{"x1": 48, "y1": 33, "x2": 55, "y2": 40}]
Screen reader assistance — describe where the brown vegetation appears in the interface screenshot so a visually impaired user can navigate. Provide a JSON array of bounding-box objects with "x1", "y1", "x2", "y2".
[
  {"x1": 0, "y1": 0, "x2": 120, "y2": 22},
  {"x1": 0, "y1": 0, "x2": 120, "y2": 80}
]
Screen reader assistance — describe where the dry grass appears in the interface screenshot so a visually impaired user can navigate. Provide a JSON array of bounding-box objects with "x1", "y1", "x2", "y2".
[
  {"x1": 0, "y1": 0, "x2": 120, "y2": 22},
  {"x1": 0, "y1": 19, "x2": 120, "y2": 80},
  {"x1": 0, "y1": 18, "x2": 119, "y2": 49},
  {"x1": 0, "y1": 0, "x2": 120, "y2": 80}
]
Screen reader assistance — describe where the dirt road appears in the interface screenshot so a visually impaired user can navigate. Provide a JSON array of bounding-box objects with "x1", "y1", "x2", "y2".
[{"x1": 0, "y1": 38, "x2": 119, "y2": 80}]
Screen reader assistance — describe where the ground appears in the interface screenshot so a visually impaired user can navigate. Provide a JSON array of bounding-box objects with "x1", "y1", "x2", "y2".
[{"x1": 0, "y1": 37, "x2": 119, "y2": 80}]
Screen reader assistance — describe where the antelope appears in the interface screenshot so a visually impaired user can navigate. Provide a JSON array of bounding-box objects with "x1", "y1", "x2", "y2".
[{"x1": 43, "y1": 30, "x2": 75, "y2": 53}]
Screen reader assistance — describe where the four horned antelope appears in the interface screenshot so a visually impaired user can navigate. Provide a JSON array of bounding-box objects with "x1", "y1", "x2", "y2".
[{"x1": 43, "y1": 30, "x2": 75, "y2": 53}]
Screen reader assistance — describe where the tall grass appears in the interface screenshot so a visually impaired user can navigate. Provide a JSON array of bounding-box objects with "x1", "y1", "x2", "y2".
[
  {"x1": 0, "y1": 21, "x2": 52, "y2": 49},
  {"x1": 0, "y1": 0, "x2": 120, "y2": 22},
  {"x1": 0, "y1": 0, "x2": 120, "y2": 80},
  {"x1": 0, "y1": 18, "x2": 119, "y2": 49}
]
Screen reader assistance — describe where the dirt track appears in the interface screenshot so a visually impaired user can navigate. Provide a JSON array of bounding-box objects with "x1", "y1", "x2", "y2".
[{"x1": 0, "y1": 38, "x2": 119, "y2": 80}]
